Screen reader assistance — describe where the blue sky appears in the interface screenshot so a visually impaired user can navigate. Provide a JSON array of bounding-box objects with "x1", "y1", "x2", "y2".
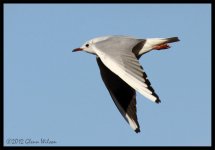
[{"x1": 4, "y1": 4, "x2": 211, "y2": 146}]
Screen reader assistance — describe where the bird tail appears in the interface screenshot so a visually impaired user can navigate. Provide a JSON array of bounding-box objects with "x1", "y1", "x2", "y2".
[{"x1": 165, "y1": 37, "x2": 180, "y2": 43}]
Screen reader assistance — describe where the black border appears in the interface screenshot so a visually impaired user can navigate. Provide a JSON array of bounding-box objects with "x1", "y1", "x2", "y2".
[{"x1": 1, "y1": 1, "x2": 213, "y2": 149}]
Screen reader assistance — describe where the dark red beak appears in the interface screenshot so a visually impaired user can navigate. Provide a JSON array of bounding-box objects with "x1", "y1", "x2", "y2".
[{"x1": 72, "y1": 48, "x2": 83, "y2": 52}]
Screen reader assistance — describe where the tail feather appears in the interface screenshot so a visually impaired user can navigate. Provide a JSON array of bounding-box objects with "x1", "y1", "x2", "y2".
[
  {"x1": 137, "y1": 36, "x2": 180, "y2": 57},
  {"x1": 166, "y1": 37, "x2": 180, "y2": 43}
]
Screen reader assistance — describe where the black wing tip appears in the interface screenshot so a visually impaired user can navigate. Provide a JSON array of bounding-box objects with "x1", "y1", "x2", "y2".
[
  {"x1": 135, "y1": 128, "x2": 141, "y2": 133},
  {"x1": 155, "y1": 99, "x2": 161, "y2": 104}
]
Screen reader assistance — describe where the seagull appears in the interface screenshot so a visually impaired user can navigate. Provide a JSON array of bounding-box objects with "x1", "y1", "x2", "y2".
[{"x1": 73, "y1": 35, "x2": 180, "y2": 133}]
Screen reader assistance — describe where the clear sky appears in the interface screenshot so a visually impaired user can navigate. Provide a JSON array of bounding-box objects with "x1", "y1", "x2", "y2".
[{"x1": 4, "y1": 4, "x2": 211, "y2": 146}]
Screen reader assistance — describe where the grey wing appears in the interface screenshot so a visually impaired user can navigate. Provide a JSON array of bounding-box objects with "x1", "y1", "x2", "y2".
[
  {"x1": 94, "y1": 39, "x2": 160, "y2": 103},
  {"x1": 93, "y1": 36, "x2": 140, "y2": 53},
  {"x1": 96, "y1": 57, "x2": 140, "y2": 133}
]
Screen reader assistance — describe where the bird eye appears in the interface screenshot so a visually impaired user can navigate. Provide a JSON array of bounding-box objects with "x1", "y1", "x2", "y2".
[{"x1": 85, "y1": 44, "x2": 89, "y2": 47}]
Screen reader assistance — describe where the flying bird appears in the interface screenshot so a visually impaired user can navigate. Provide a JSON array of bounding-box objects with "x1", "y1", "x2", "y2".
[{"x1": 73, "y1": 35, "x2": 180, "y2": 133}]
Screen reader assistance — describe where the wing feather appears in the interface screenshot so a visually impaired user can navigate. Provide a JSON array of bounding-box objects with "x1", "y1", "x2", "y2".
[
  {"x1": 96, "y1": 57, "x2": 140, "y2": 133},
  {"x1": 93, "y1": 42, "x2": 159, "y2": 103}
]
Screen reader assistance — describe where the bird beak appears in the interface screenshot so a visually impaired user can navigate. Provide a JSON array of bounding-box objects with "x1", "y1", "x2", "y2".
[{"x1": 72, "y1": 48, "x2": 83, "y2": 52}]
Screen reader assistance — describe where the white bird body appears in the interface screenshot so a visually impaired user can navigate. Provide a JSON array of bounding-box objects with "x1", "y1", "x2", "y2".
[{"x1": 73, "y1": 35, "x2": 180, "y2": 133}]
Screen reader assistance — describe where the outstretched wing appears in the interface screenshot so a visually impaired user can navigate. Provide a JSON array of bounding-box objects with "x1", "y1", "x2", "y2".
[
  {"x1": 93, "y1": 37, "x2": 160, "y2": 103},
  {"x1": 96, "y1": 57, "x2": 140, "y2": 133}
]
